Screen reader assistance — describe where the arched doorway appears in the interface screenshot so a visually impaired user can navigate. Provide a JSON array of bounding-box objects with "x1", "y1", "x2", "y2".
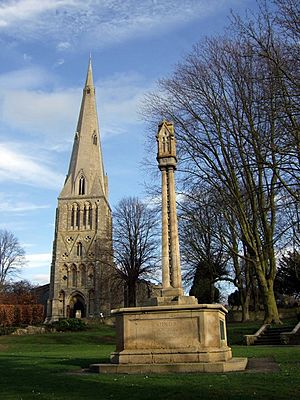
[{"x1": 69, "y1": 293, "x2": 86, "y2": 318}]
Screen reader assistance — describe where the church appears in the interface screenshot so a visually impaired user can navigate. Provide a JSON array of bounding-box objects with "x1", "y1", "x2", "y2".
[{"x1": 46, "y1": 60, "x2": 116, "y2": 322}]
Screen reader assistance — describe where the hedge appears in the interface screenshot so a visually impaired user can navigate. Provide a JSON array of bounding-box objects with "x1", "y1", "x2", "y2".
[{"x1": 0, "y1": 304, "x2": 44, "y2": 326}]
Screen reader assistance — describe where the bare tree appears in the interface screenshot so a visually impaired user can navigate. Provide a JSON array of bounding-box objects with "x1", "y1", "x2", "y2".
[
  {"x1": 232, "y1": 0, "x2": 300, "y2": 202},
  {"x1": 113, "y1": 197, "x2": 159, "y2": 307},
  {"x1": 142, "y1": 1, "x2": 299, "y2": 323},
  {"x1": 179, "y1": 191, "x2": 230, "y2": 301},
  {"x1": 0, "y1": 230, "x2": 26, "y2": 290}
]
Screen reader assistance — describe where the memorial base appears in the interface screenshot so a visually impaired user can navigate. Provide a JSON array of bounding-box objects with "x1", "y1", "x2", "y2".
[{"x1": 90, "y1": 303, "x2": 247, "y2": 374}]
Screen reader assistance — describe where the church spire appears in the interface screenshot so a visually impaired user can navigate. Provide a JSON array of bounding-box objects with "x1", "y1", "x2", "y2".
[
  {"x1": 60, "y1": 58, "x2": 108, "y2": 200},
  {"x1": 85, "y1": 55, "x2": 94, "y2": 88}
]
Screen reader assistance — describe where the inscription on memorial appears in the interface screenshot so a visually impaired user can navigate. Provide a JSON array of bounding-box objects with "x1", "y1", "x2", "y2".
[{"x1": 129, "y1": 316, "x2": 201, "y2": 349}]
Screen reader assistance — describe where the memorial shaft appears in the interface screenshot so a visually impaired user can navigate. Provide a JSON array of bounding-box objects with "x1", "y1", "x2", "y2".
[{"x1": 156, "y1": 121, "x2": 183, "y2": 296}]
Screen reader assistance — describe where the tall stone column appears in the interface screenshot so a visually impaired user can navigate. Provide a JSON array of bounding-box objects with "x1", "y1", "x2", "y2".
[
  {"x1": 156, "y1": 121, "x2": 183, "y2": 297},
  {"x1": 161, "y1": 167, "x2": 170, "y2": 288},
  {"x1": 167, "y1": 167, "x2": 182, "y2": 289}
]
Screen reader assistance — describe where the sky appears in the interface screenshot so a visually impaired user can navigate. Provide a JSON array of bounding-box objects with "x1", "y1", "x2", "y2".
[{"x1": 0, "y1": 0, "x2": 259, "y2": 286}]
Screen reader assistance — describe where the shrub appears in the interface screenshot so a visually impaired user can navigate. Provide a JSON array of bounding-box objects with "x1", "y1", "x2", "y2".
[
  {"x1": 0, "y1": 305, "x2": 15, "y2": 326},
  {"x1": 0, "y1": 326, "x2": 15, "y2": 336},
  {"x1": 50, "y1": 318, "x2": 88, "y2": 332},
  {"x1": 0, "y1": 304, "x2": 44, "y2": 327}
]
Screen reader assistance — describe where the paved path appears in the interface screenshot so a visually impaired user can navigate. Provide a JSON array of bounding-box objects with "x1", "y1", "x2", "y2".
[{"x1": 245, "y1": 357, "x2": 280, "y2": 373}]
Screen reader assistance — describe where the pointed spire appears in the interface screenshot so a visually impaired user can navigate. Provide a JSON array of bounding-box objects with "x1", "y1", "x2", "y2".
[
  {"x1": 85, "y1": 54, "x2": 94, "y2": 88},
  {"x1": 59, "y1": 58, "x2": 107, "y2": 200}
]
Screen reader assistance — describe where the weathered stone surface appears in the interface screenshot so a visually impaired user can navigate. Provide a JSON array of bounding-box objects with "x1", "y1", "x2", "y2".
[
  {"x1": 91, "y1": 358, "x2": 248, "y2": 374},
  {"x1": 11, "y1": 326, "x2": 46, "y2": 335},
  {"x1": 46, "y1": 59, "x2": 114, "y2": 322},
  {"x1": 109, "y1": 304, "x2": 232, "y2": 366}
]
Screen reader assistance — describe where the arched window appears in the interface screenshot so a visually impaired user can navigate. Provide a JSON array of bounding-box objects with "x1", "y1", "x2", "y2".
[
  {"x1": 71, "y1": 207, "x2": 75, "y2": 228},
  {"x1": 71, "y1": 203, "x2": 80, "y2": 229},
  {"x1": 88, "y1": 265, "x2": 94, "y2": 285},
  {"x1": 59, "y1": 290, "x2": 65, "y2": 317},
  {"x1": 77, "y1": 242, "x2": 83, "y2": 256},
  {"x1": 83, "y1": 202, "x2": 92, "y2": 228},
  {"x1": 72, "y1": 265, "x2": 77, "y2": 287},
  {"x1": 62, "y1": 264, "x2": 68, "y2": 285},
  {"x1": 93, "y1": 134, "x2": 97, "y2": 145},
  {"x1": 79, "y1": 176, "x2": 85, "y2": 195},
  {"x1": 80, "y1": 265, "x2": 86, "y2": 286},
  {"x1": 88, "y1": 289, "x2": 95, "y2": 315},
  {"x1": 89, "y1": 205, "x2": 92, "y2": 226}
]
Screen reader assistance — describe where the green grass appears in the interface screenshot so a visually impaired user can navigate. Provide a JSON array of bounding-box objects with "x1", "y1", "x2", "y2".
[{"x1": 0, "y1": 323, "x2": 299, "y2": 400}]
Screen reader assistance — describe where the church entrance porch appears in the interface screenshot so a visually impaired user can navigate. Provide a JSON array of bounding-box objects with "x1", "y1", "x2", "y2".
[{"x1": 68, "y1": 293, "x2": 86, "y2": 318}]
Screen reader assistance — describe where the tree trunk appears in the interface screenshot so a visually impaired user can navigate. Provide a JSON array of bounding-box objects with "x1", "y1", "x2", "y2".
[
  {"x1": 241, "y1": 289, "x2": 251, "y2": 322},
  {"x1": 126, "y1": 281, "x2": 136, "y2": 307},
  {"x1": 257, "y1": 275, "x2": 281, "y2": 324}
]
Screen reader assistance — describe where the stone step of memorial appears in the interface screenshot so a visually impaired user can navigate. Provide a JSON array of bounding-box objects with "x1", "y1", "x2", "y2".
[{"x1": 254, "y1": 325, "x2": 295, "y2": 345}]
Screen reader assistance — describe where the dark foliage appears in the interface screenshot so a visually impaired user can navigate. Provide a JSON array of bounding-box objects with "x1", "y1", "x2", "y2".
[
  {"x1": 50, "y1": 318, "x2": 88, "y2": 332},
  {"x1": 275, "y1": 251, "x2": 300, "y2": 299}
]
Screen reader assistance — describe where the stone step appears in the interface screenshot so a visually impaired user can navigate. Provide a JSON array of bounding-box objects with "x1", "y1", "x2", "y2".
[
  {"x1": 249, "y1": 323, "x2": 297, "y2": 346},
  {"x1": 268, "y1": 327, "x2": 294, "y2": 333}
]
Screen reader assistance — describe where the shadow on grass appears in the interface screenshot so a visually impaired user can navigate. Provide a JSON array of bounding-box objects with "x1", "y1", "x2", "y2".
[
  {"x1": 2, "y1": 333, "x2": 115, "y2": 345},
  {"x1": 1, "y1": 351, "x2": 300, "y2": 400}
]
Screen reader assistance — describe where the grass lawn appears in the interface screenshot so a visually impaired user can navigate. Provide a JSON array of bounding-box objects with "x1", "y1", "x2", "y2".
[{"x1": 0, "y1": 322, "x2": 299, "y2": 400}]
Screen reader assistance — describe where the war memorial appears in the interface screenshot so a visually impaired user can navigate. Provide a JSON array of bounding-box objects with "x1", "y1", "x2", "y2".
[{"x1": 90, "y1": 120, "x2": 248, "y2": 374}]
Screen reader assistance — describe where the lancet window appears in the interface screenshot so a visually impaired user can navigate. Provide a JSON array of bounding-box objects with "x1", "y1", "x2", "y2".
[
  {"x1": 88, "y1": 265, "x2": 94, "y2": 285},
  {"x1": 83, "y1": 202, "x2": 92, "y2": 228},
  {"x1": 59, "y1": 290, "x2": 65, "y2": 317},
  {"x1": 80, "y1": 264, "x2": 86, "y2": 286},
  {"x1": 62, "y1": 264, "x2": 68, "y2": 286},
  {"x1": 79, "y1": 176, "x2": 86, "y2": 195},
  {"x1": 71, "y1": 264, "x2": 77, "y2": 287},
  {"x1": 77, "y1": 242, "x2": 83, "y2": 257},
  {"x1": 88, "y1": 289, "x2": 95, "y2": 314},
  {"x1": 71, "y1": 203, "x2": 80, "y2": 229},
  {"x1": 93, "y1": 133, "x2": 97, "y2": 145}
]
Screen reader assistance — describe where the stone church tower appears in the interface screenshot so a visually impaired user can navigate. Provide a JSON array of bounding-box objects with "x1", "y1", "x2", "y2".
[{"x1": 46, "y1": 59, "x2": 114, "y2": 322}]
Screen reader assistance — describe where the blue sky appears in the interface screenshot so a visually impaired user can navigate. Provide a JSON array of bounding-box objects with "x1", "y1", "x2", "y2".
[{"x1": 0, "y1": 0, "x2": 258, "y2": 285}]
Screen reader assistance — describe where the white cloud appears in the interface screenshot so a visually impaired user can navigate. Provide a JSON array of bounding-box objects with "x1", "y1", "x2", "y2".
[
  {"x1": 53, "y1": 59, "x2": 65, "y2": 68},
  {"x1": 57, "y1": 41, "x2": 71, "y2": 51},
  {"x1": 97, "y1": 72, "x2": 153, "y2": 136},
  {"x1": 1, "y1": 87, "x2": 80, "y2": 140},
  {"x1": 0, "y1": 202, "x2": 50, "y2": 213},
  {"x1": 22, "y1": 252, "x2": 51, "y2": 284},
  {"x1": 0, "y1": 0, "x2": 76, "y2": 27},
  {"x1": 0, "y1": 67, "x2": 152, "y2": 143},
  {"x1": 0, "y1": 220, "x2": 28, "y2": 232},
  {"x1": 0, "y1": 66, "x2": 51, "y2": 90},
  {"x1": 30, "y1": 274, "x2": 50, "y2": 285},
  {"x1": 0, "y1": 143, "x2": 64, "y2": 189},
  {"x1": 25, "y1": 252, "x2": 52, "y2": 269},
  {"x1": 0, "y1": 0, "x2": 233, "y2": 50},
  {"x1": 0, "y1": 196, "x2": 50, "y2": 213}
]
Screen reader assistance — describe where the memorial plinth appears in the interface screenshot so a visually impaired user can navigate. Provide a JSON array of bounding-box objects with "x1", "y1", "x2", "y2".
[
  {"x1": 91, "y1": 303, "x2": 247, "y2": 374},
  {"x1": 90, "y1": 121, "x2": 247, "y2": 374},
  {"x1": 112, "y1": 304, "x2": 231, "y2": 363}
]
